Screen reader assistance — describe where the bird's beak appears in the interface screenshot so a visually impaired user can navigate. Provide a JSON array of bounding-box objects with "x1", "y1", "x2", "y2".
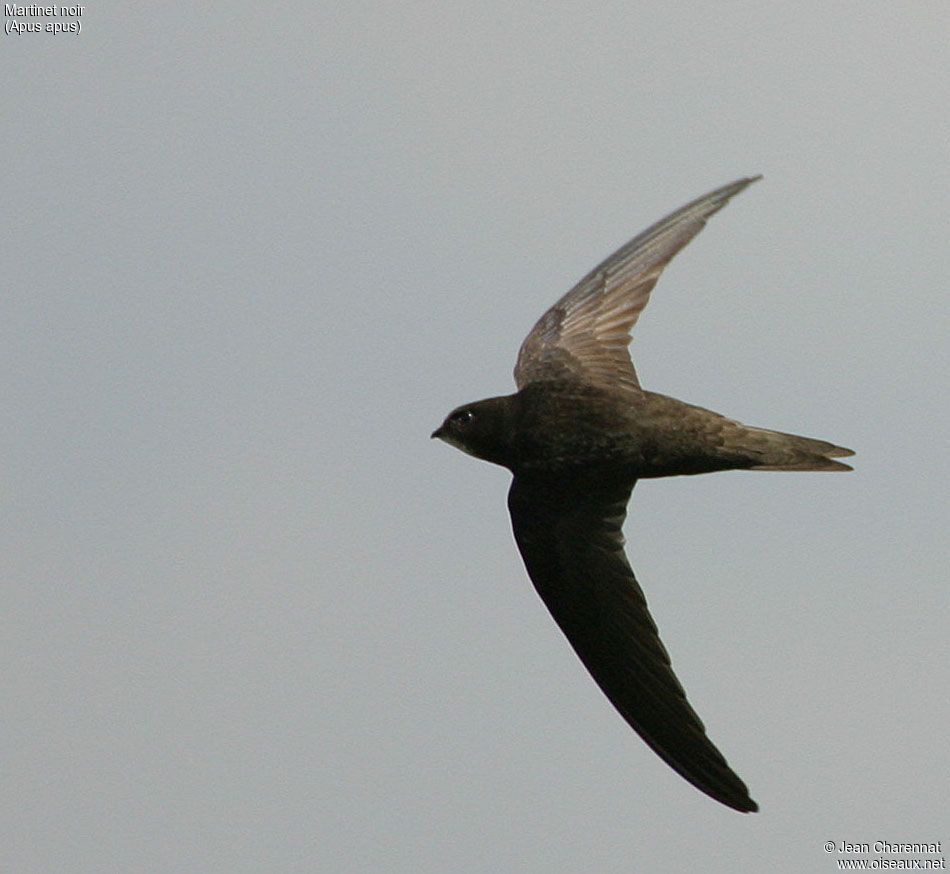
[{"x1": 431, "y1": 427, "x2": 443, "y2": 440}]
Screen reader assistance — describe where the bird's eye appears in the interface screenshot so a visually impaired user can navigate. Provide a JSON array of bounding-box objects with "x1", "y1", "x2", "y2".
[{"x1": 452, "y1": 409, "x2": 474, "y2": 426}]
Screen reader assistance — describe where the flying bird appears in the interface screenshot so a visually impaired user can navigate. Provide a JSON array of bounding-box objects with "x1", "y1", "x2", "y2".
[{"x1": 432, "y1": 177, "x2": 853, "y2": 813}]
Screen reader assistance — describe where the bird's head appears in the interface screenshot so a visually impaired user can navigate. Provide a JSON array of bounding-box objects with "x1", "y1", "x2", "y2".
[{"x1": 431, "y1": 395, "x2": 516, "y2": 468}]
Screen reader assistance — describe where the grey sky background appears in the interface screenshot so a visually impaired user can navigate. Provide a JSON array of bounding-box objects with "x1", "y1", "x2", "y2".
[{"x1": 3, "y1": 4, "x2": 948, "y2": 872}]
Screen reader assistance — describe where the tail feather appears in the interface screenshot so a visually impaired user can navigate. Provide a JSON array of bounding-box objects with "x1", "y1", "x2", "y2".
[{"x1": 740, "y1": 426, "x2": 855, "y2": 471}]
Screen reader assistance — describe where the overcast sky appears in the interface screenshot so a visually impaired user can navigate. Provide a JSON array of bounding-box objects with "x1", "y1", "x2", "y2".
[{"x1": 3, "y1": 4, "x2": 948, "y2": 872}]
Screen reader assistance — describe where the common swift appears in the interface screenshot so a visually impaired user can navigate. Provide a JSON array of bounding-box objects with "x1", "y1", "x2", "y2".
[{"x1": 432, "y1": 177, "x2": 853, "y2": 813}]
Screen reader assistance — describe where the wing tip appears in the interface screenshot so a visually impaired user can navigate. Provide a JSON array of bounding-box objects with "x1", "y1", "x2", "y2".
[
  {"x1": 706, "y1": 174, "x2": 763, "y2": 211},
  {"x1": 725, "y1": 792, "x2": 759, "y2": 814},
  {"x1": 686, "y1": 765, "x2": 759, "y2": 813},
  {"x1": 674, "y1": 754, "x2": 760, "y2": 813}
]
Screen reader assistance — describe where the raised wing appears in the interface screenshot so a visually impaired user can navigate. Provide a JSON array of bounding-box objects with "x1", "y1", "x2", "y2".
[
  {"x1": 507, "y1": 474, "x2": 757, "y2": 813},
  {"x1": 514, "y1": 177, "x2": 761, "y2": 392}
]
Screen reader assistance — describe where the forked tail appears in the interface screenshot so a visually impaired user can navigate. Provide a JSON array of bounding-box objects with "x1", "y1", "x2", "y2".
[{"x1": 741, "y1": 426, "x2": 855, "y2": 471}]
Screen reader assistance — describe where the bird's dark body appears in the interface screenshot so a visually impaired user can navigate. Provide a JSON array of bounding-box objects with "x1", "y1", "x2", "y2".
[
  {"x1": 455, "y1": 380, "x2": 848, "y2": 478},
  {"x1": 432, "y1": 178, "x2": 853, "y2": 813}
]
